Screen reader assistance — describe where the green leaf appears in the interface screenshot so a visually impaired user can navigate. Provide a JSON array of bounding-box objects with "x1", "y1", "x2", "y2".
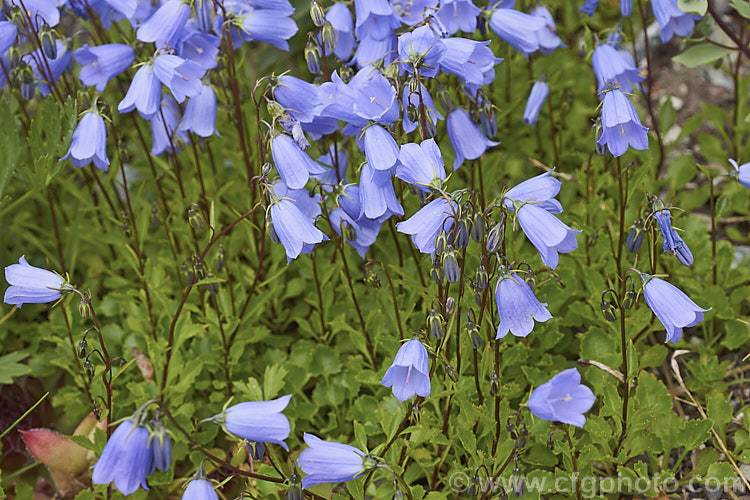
[
  {"x1": 731, "y1": 0, "x2": 750, "y2": 18},
  {"x1": 705, "y1": 462, "x2": 736, "y2": 484},
  {"x1": 677, "y1": 419, "x2": 714, "y2": 450},
  {"x1": 673, "y1": 44, "x2": 731, "y2": 68},
  {"x1": 263, "y1": 364, "x2": 287, "y2": 399},
  {"x1": 0, "y1": 351, "x2": 32, "y2": 385},
  {"x1": 68, "y1": 434, "x2": 98, "y2": 453},
  {"x1": 678, "y1": 0, "x2": 707, "y2": 14},
  {"x1": 706, "y1": 391, "x2": 733, "y2": 436},
  {"x1": 311, "y1": 344, "x2": 342, "y2": 377}
]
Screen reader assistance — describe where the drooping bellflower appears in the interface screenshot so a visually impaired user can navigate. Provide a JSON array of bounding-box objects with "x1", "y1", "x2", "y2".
[
  {"x1": 579, "y1": 0, "x2": 599, "y2": 16},
  {"x1": 354, "y1": 0, "x2": 402, "y2": 41},
  {"x1": 182, "y1": 466, "x2": 218, "y2": 500},
  {"x1": 396, "y1": 138, "x2": 446, "y2": 192},
  {"x1": 397, "y1": 25, "x2": 446, "y2": 79},
  {"x1": 596, "y1": 87, "x2": 648, "y2": 157},
  {"x1": 523, "y1": 80, "x2": 548, "y2": 126},
  {"x1": 446, "y1": 108, "x2": 499, "y2": 169},
  {"x1": 271, "y1": 134, "x2": 327, "y2": 189},
  {"x1": 652, "y1": 0, "x2": 701, "y2": 43},
  {"x1": 637, "y1": 271, "x2": 708, "y2": 343},
  {"x1": 530, "y1": 6, "x2": 564, "y2": 54},
  {"x1": 488, "y1": 8, "x2": 547, "y2": 58},
  {"x1": 402, "y1": 84, "x2": 442, "y2": 134},
  {"x1": 396, "y1": 197, "x2": 457, "y2": 254},
  {"x1": 494, "y1": 267, "x2": 552, "y2": 338},
  {"x1": 212, "y1": 394, "x2": 292, "y2": 450},
  {"x1": 440, "y1": 38, "x2": 501, "y2": 89},
  {"x1": 528, "y1": 368, "x2": 595, "y2": 427},
  {"x1": 436, "y1": 0, "x2": 481, "y2": 35},
  {"x1": 327, "y1": 2, "x2": 356, "y2": 59},
  {"x1": 177, "y1": 84, "x2": 218, "y2": 138},
  {"x1": 4, "y1": 256, "x2": 69, "y2": 308},
  {"x1": 92, "y1": 419, "x2": 152, "y2": 495},
  {"x1": 592, "y1": 43, "x2": 643, "y2": 91},
  {"x1": 268, "y1": 185, "x2": 327, "y2": 261},
  {"x1": 62, "y1": 108, "x2": 110, "y2": 171},
  {"x1": 75, "y1": 43, "x2": 136, "y2": 92},
  {"x1": 153, "y1": 54, "x2": 206, "y2": 103},
  {"x1": 298, "y1": 433, "x2": 368, "y2": 489},
  {"x1": 136, "y1": 0, "x2": 191, "y2": 49},
  {"x1": 380, "y1": 339, "x2": 431, "y2": 401},
  {"x1": 503, "y1": 170, "x2": 563, "y2": 214},
  {"x1": 150, "y1": 96, "x2": 189, "y2": 156},
  {"x1": 118, "y1": 64, "x2": 162, "y2": 119},
  {"x1": 358, "y1": 162, "x2": 404, "y2": 221}
]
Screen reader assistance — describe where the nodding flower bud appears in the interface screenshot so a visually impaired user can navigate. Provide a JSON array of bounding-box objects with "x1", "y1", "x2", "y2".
[
  {"x1": 247, "y1": 441, "x2": 265, "y2": 461},
  {"x1": 445, "y1": 296, "x2": 455, "y2": 315},
  {"x1": 428, "y1": 308, "x2": 444, "y2": 340},
  {"x1": 601, "y1": 290, "x2": 617, "y2": 322},
  {"x1": 626, "y1": 219, "x2": 645, "y2": 253},
  {"x1": 321, "y1": 21, "x2": 337, "y2": 53},
  {"x1": 512, "y1": 467, "x2": 525, "y2": 497},
  {"x1": 188, "y1": 205, "x2": 206, "y2": 230},
  {"x1": 288, "y1": 465, "x2": 303, "y2": 500},
  {"x1": 267, "y1": 100, "x2": 285, "y2": 119},
  {"x1": 261, "y1": 162, "x2": 273, "y2": 177},
  {"x1": 490, "y1": 370, "x2": 499, "y2": 395},
  {"x1": 406, "y1": 103, "x2": 419, "y2": 124},
  {"x1": 364, "y1": 269, "x2": 381, "y2": 288},
  {"x1": 467, "y1": 320, "x2": 483, "y2": 349},
  {"x1": 79, "y1": 292, "x2": 91, "y2": 319},
  {"x1": 305, "y1": 41, "x2": 321, "y2": 74},
  {"x1": 121, "y1": 211, "x2": 132, "y2": 238},
  {"x1": 486, "y1": 221, "x2": 504, "y2": 254},
  {"x1": 434, "y1": 229, "x2": 448, "y2": 256},
  {"x1": 622, "y1": 276, "x2": 636, "y2": 309},
  {"x1": 453, "y1": 218, "x2": 469, "y2": 249},
  {"x1": 310, "y1": 0, "x2": 326, "y2": 26},
  {"x1": 339, "y1": 64, "x2": 354, "y2": 83},
  {"x1": 431, "y1": 258, "x2": 445, "y2": 285},
  {"x1": 423, "y1": 116, "x2": 437, "y2": 138},
  {"x1": 443, "y1": 245, "x2": 460, "y2": 283},
  {"x1": 8, "y1": 46, "x2": 20, "y2": 69},
  {"x1": 475, "y1": 265, "x2": 488, "y2": 290},
  {"x1": 40, "y1": 26, "x2": 57, "y2": 59},
  {"x1": 470, "y1": 213, "x2": 484, "y2": 242},
  {"x1": 594, "y1": 117, "x2": 606, "y2": 156},
  {"x1": 77, "y1": 338, "x2": 88, "y2": 358},
  {"x1": 444, "y1": 362, "x2": 459, "y2": 382}
]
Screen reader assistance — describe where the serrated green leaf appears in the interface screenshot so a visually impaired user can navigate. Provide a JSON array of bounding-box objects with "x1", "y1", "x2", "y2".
[
  {"x1": 677, "y1": 419, "x2": 714, "y2": 450},
  {"x1": 0, "y1": 351, "x2": 32, "y2": 385}
]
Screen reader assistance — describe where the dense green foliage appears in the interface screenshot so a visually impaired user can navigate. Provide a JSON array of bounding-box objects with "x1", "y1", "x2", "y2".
[{"x1": 1, "y1": 1, "x2": 750, "y2": 499}]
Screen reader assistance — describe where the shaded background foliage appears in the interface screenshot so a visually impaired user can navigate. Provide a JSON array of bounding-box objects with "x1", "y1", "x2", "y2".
[{"x1": 1, "y1": 0, "x2": 750, "y2": 499}]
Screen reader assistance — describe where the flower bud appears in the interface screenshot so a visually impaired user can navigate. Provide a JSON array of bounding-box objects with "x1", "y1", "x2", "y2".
[
  {"x1": 77, "y1": 338, "x2": 88, "y2": 359},
  {"x1": 262, "y1": 161, "x2": 273, "y2": 177},
  {"x1": 626, "y1": 219, "x2": 645, "y2": 253},
  {"x1": 78, "y1": 293, "x2": 91, "y2": 320},
  {"x1": 305, "y1": 41, "x2": 321, "y2": 74},
  {"x1": 470, "y1": 213, "x2": 484, "y2": 242},
  {"x1": 431, "y1": 258, "x2": 445, "y2": 285},
  {"x1": 40, "y1": 26, "x2": 57, "y2": 59},
  {"x1": 512, "y1": 467, "x2": 525, "y2": 497},
  {"x1": 422, "y1": 116, "x2": 437, "y2": 138},
  {"x1": 445, "y1": 296, "x2": 455, "y2": 315},
  {"x1": 490, "y1": 370, "x2": 499, "y2": 395},
  {"x1": 216, "y1": 243, "x2": 225, "y2": 271},
  {"x1": 21, "y1": 81, "x2": 35, "y2": 100},
  {"x1": 475, "y1": 265, "x2": 488, "y2": 290},
  {"x1": 443, "y1": 246, "x2": 460, "y2": 283},
  {"x1": 310, "y1": 0, "x2": 326, "y2": 26},
  {"x1": 321, "y1": 21, "x2": 337, "y2": 53},
  {"x1": 453, "y1": 218, "x2": 469, "y2": 249},
  {"x1": 288, "y1": 466, "x2": 303, "y2": 500},
  {"x1": 268, "y1": 217, "x2": 280, "y2": 244},
  {"x1": 468, "y1": 321, "x2": 483, "y2": 349},
  {"x1": 394, "y1": 488, "x2": 405, "y2": 500},
  {"x1": 339, "y1": 64, "x2": 354, "y2": 82},
  {"x1": 406, "y1": 103, "x2": 418, "y2": 124},
  {"x1": 444, "y1": 363, "x2": 459, "y2": 382},
  {"x1": 486, "y1": 221, "x2": 504, "y2": 254},
  {"x1": 247, "y1": 441, "x2": 265, "y2": 460},
  {"x1": 187, "y1": 205, "x2": 205, "y2": 230},
  {"x1": 428, "y1": 308, "x2": 444, "y2": 340},
  {"x1": 481, "y1": 105, "x2": 497, "y2": 138},
  {"x1": 436, "y1": 83, "x2": 455, "y2": 112},
  {"x1": 8, "y1": 46, "x2": 19, "y2": 69},
  {"x1": 601, "y1": 298, "x2": 617, "y2": 322},
  {"x1": 434, "y1": 229, "x2": 448, "y2": 256}
]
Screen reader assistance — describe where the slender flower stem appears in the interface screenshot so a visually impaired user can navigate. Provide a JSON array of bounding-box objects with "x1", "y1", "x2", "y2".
[
  {"x1": 564, "y1": 426, "x2": 581, "y2": 500},
  {"x1": 160, "y1": 208, "x2": 258, "y2": 397},
  {"x1": 311, "y1": 252, "x2": 328, "y2": 337},
  {"x1": 637, "y1": 0, "x2": 665, "y2": 178},
  {"x1": 614, "y1": 157, "x2": 630, "y2": 456},
  {"x1": 707, "y1": 0, "x2": 750, "y2": 59}
]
